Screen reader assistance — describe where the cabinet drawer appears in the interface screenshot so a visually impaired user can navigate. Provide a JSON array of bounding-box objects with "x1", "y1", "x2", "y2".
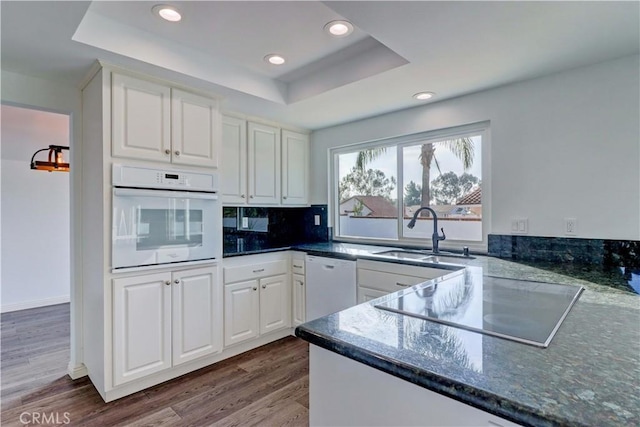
[
  {"x1": 358, "y1": 269, "x2": 433, "y2": 294},
  {"x1": 291, "y1": 259, "x2": 305, "y2": 275},
  {"x1": 224, "y1": 260, "x2": 287, "y2": 283}
]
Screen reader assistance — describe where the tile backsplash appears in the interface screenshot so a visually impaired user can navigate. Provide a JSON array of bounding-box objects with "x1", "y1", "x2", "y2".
[
  {"x1": 223, "y1": 205, "x2": 329, "y2": 247},
  {"x1": 488, "y1": 234, "x2": 639, "y2": 268}
]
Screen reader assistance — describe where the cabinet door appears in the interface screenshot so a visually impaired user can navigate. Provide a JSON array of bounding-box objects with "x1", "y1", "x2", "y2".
[
  {"x1": 224, "y1": 280, "x2": 260, "y2": 347},
  {"x1": 112, "y1": 73, "x2": 171, "y2": 162},
  {"x1": 221, "y1": 116, "x2": 248, "y2": 204},
  {"x1": 171, "y1": 89, "x2": 220, "y2": 168},
  {"x1": 357, "y1": 287, "x2": 389, "y2": 304},
  {"x1": 260, "y1": 274, "x2": 291, "y2": 335},
  {"x1": 292, "y1": 273, "x2": 306, "y2": 326},
  {"x1": 113, "y1": 272, "x2": 172, "y2": 386},
  {"x1": 248, "y1": 122, "x2": 280, "y2": 205},
  {"x1": 281, "y1": 130, "x2": 309, "y2": 205},
  {"x1": 172, "y1": 266, "x2": 222, "y2": 366}
]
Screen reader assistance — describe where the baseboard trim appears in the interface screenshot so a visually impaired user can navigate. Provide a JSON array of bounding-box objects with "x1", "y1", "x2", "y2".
[
  {"x1": 1, "y1": 295, "x2": 70, "y2": 313},
  {"x1": 68, "y1": 362, "x2": 88, "y2": 379}
]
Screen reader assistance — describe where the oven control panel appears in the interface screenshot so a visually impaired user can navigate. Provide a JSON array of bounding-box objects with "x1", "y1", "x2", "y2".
[{"x1": 113, "y1": 164, "x2": 218, "y2": 192}]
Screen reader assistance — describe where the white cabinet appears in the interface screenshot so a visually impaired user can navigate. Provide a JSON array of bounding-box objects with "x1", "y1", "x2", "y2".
[
  {"x1": 112, "y1": 73, "x2": 171, "y2": 163},
  {"x1": 171, "y1": 89, "x2": 220, "y2": 168},
  {"x1": 112, "y1": 72, "x2": 220, "y2": 168},
  {"x1": 224, "y1": 280, "x2": 260, "y2": 346},
  {"x1": 292, "y1": 273, "x2": 306, "y2": 326},
  {"x1": 113, "y1": 265, "x2": 221, "y2": 386},
  {"x1": 248, "y1": 121, "x2": 281, "y2": 205},
  {"x1": 221, "y1": 115, "x2": 309, "y2": 206},
  {"x1": 113, "y1": 272, "x2": 172, "y2": 386},
  {"x1": 281, "y1": 130, "x2": 309, "y2": 205},
  {"x1": 223, "y1": 255, "x2": 291, "y2": 347},
  {"x1": 221, "y1": 115, "x2": 248, "y2": 203},
  {"x1": 357, "y1": 259, "x2": 452, "y2": 303}
]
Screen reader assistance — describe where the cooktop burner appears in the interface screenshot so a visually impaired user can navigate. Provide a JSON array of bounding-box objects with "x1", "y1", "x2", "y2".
[{"x1": 375, "y1": 274, "x2": 584, "y2": 348}]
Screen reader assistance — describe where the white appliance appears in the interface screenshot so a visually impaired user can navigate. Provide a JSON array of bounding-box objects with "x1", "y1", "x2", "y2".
[
  {"x1": 112, "y1": 164, "x2": 219, "y2": 270},
  {"x1": 305, "y1": 255, "x2": 356, "y2": 321}
]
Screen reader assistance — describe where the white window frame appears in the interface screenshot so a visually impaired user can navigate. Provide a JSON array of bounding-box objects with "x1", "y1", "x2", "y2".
[{"x1": 329, "y1": 121, "x2": 491, "y2": 252}]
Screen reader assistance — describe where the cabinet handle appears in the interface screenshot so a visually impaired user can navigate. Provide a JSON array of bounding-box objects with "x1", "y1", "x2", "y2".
[
  {"x1": 252, "y1": 287, "x2": 257, "y2": 291},
  {"x1": 241, "y1": 194, "x2": 245, "y2": 199},
  {"x1": 293, "y1": 264, "x2": 302, "y2": 268},
  {"x1": 253, "y1": 268, "x2": 265, "y2": 273},
  {"x1": 298, "y1": 281, "x2": 304, "y2": 286},
  {"x1": 174, "y1": 150, "x2": 180, "y2": 156},
  {"x1": 174, "y1": 279, "x2": 180, "y2": 284},
  {"x1": 249, "y1": 195, "x2": 254, "y2": 199},
  {"x1": 262, "y1": 284, "x2": 267, "y2": 289},
  {"x1": 396, "y1": 282, "x2": 409, "y2": 287},
  {"x1": 164, "y1": 280, "x2": 171, "y2": 286},
  {"x1": 164, "y1": 149, "x2": 171, "y2": 155},
  {"x1": 283, "y1": 196, "x2": 287, "y2": 200}
]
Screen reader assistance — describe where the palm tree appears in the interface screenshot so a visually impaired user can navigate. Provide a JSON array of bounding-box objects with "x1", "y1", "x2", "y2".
[
  {"x1": 419, "y1": 138, "x2": 474, "y2": 214},
  {"x1": 354, "y1": 138, "x2": 475, "y2": 213}
]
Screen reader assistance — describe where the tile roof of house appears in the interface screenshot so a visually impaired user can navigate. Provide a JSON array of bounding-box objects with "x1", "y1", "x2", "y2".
[
  {"x1": 457, "y1": 187, "x2": 482, "y2": 205},
  {"x1": 352, "y1": 195, "x2": 398, "y2": 217}
]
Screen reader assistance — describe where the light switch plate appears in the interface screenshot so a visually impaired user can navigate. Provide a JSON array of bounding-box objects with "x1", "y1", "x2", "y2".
[
  {"x1": 242, "y1": 217, "x2": 249, "y2": 228},
  {"x1": 511, "y1": 217, "x2": 528, "y2": 234}
]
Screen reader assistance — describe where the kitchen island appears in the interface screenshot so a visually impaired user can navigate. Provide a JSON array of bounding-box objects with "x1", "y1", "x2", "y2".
[{"x1": 293, "y1": 245, "x2": 639, "y2": 427}]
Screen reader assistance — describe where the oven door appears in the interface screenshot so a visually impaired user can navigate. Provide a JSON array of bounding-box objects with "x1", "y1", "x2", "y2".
[{"x1": 112, "y1": 188, "x2": 218, "y2": 269}]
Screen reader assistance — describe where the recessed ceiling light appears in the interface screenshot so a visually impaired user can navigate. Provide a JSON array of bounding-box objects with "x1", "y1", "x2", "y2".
[
  {"x1": 324, "y1": 20, "x2": 354, "y2": 37},
  {"x1": 413, "y1": 92, "x2": 435, "y2": 101},
  {"x1": 264, "y1": 54, "x2": 286, "y2": 65},
  {"x1": 152, "y1": 5, "x2": 182, "y2": 22}
]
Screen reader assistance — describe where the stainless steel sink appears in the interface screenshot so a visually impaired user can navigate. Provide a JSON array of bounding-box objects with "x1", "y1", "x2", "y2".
[
  {"x1": 372, "y1": 250, "x2": 474, "y2": 262},
  {"x1": 372, "y1": 250, "x2": 434, "y2": 261}
]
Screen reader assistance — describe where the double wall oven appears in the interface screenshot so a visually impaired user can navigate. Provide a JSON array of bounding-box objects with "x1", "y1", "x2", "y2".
[{"x1": 112, "y1": 164, "x2": 220, "y2": 270}]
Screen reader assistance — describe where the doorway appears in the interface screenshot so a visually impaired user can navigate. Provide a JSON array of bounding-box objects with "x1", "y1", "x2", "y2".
[{"x1": 1, "y1": 104, "x2": 71, "y2": 312}]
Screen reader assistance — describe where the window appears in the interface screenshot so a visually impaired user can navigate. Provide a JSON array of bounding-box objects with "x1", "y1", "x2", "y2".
[{"x1": 332, "y1": 123, "x2": 488, "y2": 249}]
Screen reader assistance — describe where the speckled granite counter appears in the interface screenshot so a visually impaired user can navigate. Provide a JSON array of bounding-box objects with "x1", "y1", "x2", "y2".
[{"x1": 284, "y1": 243, "x2": 639, "y2": 427}]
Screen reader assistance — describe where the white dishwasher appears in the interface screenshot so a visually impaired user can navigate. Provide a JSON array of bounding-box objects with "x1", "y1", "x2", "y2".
[{"x1": 305, "y1": 255, "x2": 357, "y2": 322}]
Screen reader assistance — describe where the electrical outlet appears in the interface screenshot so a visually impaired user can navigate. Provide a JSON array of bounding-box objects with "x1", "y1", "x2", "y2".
[
  {"x1": 511, "y1": 218, "x2": 528, "y2": 234},
  {"x1": 314, "y1": 215, "x2": 321, "y2": 226},
  {"x1": 565, "y1": 218, "x2": 577, "y2": 235},
  {"x1": 242, "y1": 217, "x2": 249, "y2": 228}
]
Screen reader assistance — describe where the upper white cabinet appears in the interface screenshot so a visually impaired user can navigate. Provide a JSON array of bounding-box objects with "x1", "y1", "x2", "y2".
[
  {"x1": 248, "y1": 121, "x2": 281, "y2": 205},
  {"x1": 171, "y1": 89, "x2": 220, "y2": 168},
  {"x1": 112, "y1": 73, "x2": 171, "y2": 163},
  {"x1": 221, "y1": 115, "x2": 248, "y2": 203},
  {"x1": 112, "y1": 72, "x2": 220, "y2": 168},
  {"x1": 281, "y1": 130, "x2": 309, "y2": 205},
  {"x1": 221, "y1": 115, "x2": 309, "y2": 206}
]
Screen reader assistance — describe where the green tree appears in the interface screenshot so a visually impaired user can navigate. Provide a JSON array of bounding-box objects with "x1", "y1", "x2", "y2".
[
  {"x1": 354, "y1": 138, "x2": 475, "y2": 215},
  {"x1": 404, "y1": 180, "x2": 422, "y2": 206},
  {"x1": 419, "y1": 138, "x2": 474, "y2": 213},
  {"x1": 339, "y1": 166, "x2": 396, "y2": 202},
  {"x1": 431, "y1": 172, "x2": 480, "y2": 204}
]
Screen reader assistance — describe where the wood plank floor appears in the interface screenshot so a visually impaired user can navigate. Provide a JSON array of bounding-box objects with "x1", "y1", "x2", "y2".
[{"x1": 1, "y1": 303, "x2": 310, "y2": 426}]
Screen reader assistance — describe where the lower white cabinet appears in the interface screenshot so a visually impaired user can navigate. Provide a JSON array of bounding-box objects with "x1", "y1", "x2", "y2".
[
  {"x1": 292, "y1": 273, "x2": 306, "y2": 326},
  {"x1": 112, "y1": 265, "x2": 221, "y2": 387},
  {"x1": 357, "y1": 259, "x2": 452, "y2": 303},
  {"x1": 224, "y1": 273, "x2": 291, "y2": 347}
]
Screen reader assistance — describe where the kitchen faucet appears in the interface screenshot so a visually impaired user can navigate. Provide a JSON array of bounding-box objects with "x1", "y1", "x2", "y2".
[{"x1": 407, "y1": 207, "x2": 446, "y2": 254}]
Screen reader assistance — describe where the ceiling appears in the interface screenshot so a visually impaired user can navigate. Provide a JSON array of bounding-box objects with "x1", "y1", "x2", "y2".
[{"x1": 1, "y1": 1, "x2": 638, "y2": 130}]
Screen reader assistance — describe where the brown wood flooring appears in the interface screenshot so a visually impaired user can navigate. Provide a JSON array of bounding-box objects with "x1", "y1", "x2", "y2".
[{"x1": 1, "y1": 303, "x2": 310, "y2": 426}]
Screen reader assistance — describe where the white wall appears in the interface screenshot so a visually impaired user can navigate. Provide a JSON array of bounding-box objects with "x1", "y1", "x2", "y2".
[
  {"x1": 1, "y1": 105, "x2": 70, "y2": 311},
  {"x1": 1, "y1": 69, "x2": 84, "y2": 373},
  {"x1": 311, "y1": 55, "x2": 640, "y2": 240}
]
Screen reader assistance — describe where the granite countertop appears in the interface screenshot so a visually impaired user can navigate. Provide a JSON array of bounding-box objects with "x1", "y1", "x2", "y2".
[{"x1": 279, "y1": 242, "x2": 640, "y2": 427}]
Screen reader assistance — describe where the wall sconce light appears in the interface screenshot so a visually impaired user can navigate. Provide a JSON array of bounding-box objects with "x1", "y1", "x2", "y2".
[{"x1": 30, "y1": 145, "x2": 70, "y2": 172}]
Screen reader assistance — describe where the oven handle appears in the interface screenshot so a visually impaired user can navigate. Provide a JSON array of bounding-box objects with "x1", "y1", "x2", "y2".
[{"x1": 113, "y1": 188, "x2": 218, "y2": 200}]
